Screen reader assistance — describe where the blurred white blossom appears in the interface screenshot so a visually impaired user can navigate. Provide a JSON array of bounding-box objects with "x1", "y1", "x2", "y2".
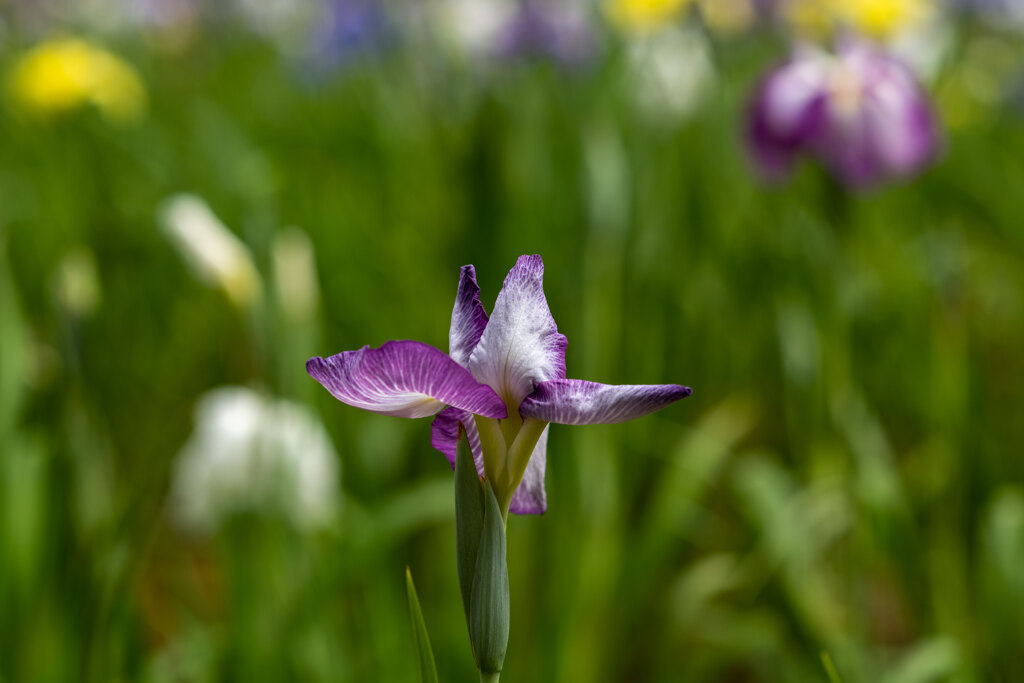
[
  {"x1": 159, "y1": 194, "x2": 263, "y2": 309},
  {"x1": 626, "y1": 25, "x2": 715, "y2": 123},
  {"x1": 427, "y1": 0, "x2": 516, "y2": 57},
  {"x1": 170, "y1": 387, "x2": 339, "y2": 534}
]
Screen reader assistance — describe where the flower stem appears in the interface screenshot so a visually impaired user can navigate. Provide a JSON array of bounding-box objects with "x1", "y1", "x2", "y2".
[{"x1": 480, "y1": 672, "x2": 500, "y2": 683}]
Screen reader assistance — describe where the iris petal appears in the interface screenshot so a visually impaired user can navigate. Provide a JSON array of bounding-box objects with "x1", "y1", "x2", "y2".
[
  {"x1": 468, "y1": 255, "x2": 567, "y2": 408},
  {"x1": 449, "y1": 265, "x2": 490, "y2": 367},
  {"x1": 307, "y1": 340, "x2": 507, "y2": 419},
  {"x1": 508, "y1": 426, "x2": 547, "y2": 515},
  {"x1": 519, "y1": 379, "x2": 691, "y2": 425}
]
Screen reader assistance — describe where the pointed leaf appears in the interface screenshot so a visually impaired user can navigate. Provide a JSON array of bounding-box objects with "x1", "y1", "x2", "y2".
[
  {"x1": 405, "y1": 567, "x2": 439, "y2": 683},
  {"x1": 470, "y1": 481, "x2": 510, "y2": 674},
  {"x1": 821, "y1": 652, "x2": 843, "y2": 683},
  {"x1": 455, "y1": 426, "x2": 486, "y2": 633}
]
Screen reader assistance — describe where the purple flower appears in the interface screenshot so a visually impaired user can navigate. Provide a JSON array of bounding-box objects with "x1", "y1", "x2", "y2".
[
  {"x1": 307, "y1": 255, "x2": 690, "y2": 515},
  {"x1": 307, "y1": 0, "x2": 390, "y2": 72},
  {"x1": 747, "y1": 40, "x2": 940, "y2": 187},
  {"x1": 494, "y1": 0, "x2": 596, "y2": 66}
]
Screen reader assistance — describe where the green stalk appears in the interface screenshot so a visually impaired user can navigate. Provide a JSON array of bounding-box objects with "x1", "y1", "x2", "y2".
[{"x1": 480, "y1": 672, "x2": 500, "y2": 683}]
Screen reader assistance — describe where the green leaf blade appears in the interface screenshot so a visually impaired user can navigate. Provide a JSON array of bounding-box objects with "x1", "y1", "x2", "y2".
[{"x1": 405, "y1": 567, "x2": 439, "y2": 683}]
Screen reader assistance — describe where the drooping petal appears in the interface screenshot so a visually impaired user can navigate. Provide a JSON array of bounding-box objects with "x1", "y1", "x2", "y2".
[
  {"x1": 860, "y1": 56, "x2": 938, "y2": 176},
  {"x1": 508, "y1": 425, "x2": 548, "y2": 515},
  {"x1": 468, "y1": 255, "x2": 567, "y2": 409},
  {"x1": 747, "y1": 52, "x2": 829, "y2": 178},
  {"x1": 449, "y1": 265, "x2": 490, "y2": 367},
  {"x1": 519, "y1": 379, "x2": 691, "y2": 425},
  {"x1": 431, "y1": 406, "x2": 485, "y2": 469},
  {"x1": 307, "y1": 340, "x2": 507, "y2": 419},
  {"x1": 431, "y1": 407, "x2": 548, "y2": 515}
]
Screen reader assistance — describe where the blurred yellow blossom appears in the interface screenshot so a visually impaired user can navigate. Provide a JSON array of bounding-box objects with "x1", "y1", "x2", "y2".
[
  {"x1": 699, "y1": 0, "x2": 755, "y2": 36},
  {"x1": 606, "y1": 0, "x2": 694, "y2": 35},
  {"x1": 784, "y1": 0, "x2": 933, "y2": 40},
  {"x1": 10, "y1": 38, "x2": 146, "y2": 123}
]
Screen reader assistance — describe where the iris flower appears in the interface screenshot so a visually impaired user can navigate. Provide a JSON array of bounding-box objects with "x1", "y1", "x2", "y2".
[
  {"x1": 307, "y1": 255, "x2": 691, "y2": 516},
  {"x1": 747, "y1": 39, "x2": 939, "y2": 187}
]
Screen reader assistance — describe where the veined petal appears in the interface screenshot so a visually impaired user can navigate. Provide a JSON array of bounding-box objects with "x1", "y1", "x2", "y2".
[
  {"x1": 431, "y1": 408, "x2": 548, "y2": 515},
  {"x1": 307, "y1": 340, "x2": 507, "y2": 419},
  {"x1": 508, "y1": 425, "x2": 547, "y2": 515},
  {"x1": 449, "y1": 265, "x2": 489, "y2": 367},
  {"x1": 468, "y1": 255, "x2": 567, "y2": 409},
  {"x1": 519, "y1": 379, "x2": 691, "y2": 425}
]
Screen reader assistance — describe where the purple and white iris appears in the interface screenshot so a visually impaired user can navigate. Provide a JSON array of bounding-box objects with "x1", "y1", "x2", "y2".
[
  {"x1": 747, "y1": 39, "x2": 940, "y2": 187},
  {"x1": 307, "y1": 255, "x2": 690, "y2": 515}
]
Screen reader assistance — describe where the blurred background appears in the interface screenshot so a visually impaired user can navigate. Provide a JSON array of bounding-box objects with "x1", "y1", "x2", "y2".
[{"x1": 1, "y1": 0, "x2": 1024, "y2": 681}]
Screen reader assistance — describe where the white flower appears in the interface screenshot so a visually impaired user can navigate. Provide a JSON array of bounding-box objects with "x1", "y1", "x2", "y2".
[
  {"x1": 427, "y1": 0, "x2": 516, "y2": 57},
  {"x1": 627, "y1": 25, "x2": 715, "y2": 123},
  {"x1": 170, "y1": 387, "x2": 340, "y2": 533}
]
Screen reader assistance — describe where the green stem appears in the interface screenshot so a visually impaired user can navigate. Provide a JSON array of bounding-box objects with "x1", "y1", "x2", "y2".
[{"x1": 480, "y1": 672, "x2": 501, "y2": 683}]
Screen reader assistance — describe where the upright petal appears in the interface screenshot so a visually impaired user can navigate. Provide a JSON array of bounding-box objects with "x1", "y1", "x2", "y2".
[
  {"x1": 468, "y1": 255, "x2": 567, "y2": 409},
  {"x1": 508, "y1": 426, "x2": 548, "y2": 514},
  {"x1": 449, "y1": 265, "x2": 490, "y2": 367},
  {"x1": 519, "y1": 379, "x2": 691, "y2": 425},
  {"x1": 431, "y1": 408, "x2": 548, "y2": 515},
  {"x1": 307, "y1": 340, "x2": 507, "y2": 419}
]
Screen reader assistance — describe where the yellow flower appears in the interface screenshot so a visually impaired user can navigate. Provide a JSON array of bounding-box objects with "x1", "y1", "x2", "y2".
[
  {"x1": 785, "y1": 0, "x2": 932, "y2": 40},
  {"x1": 10, "y1": 38, "x2": 146, "y2": 123},
  {"x1": 606, "y1": 0, "x2": 695, "y2": 35},
  {"x1": 700, "y1": 0, "x2": 755, "y2": 36},
  {"x1": 840, "y1": 0, "x2": 932, "y2": 37}
]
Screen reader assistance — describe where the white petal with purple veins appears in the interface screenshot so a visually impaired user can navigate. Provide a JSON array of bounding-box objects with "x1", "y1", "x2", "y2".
[
  {"x1": 519, "y1": 379, "x2": 691, "y2": 425},
  {"x1": 307, "y1": 340, "x2": 507, "y2": 419},
  {"x1": 468, "y1": 255, "x2": 567, "y2": 409}
]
